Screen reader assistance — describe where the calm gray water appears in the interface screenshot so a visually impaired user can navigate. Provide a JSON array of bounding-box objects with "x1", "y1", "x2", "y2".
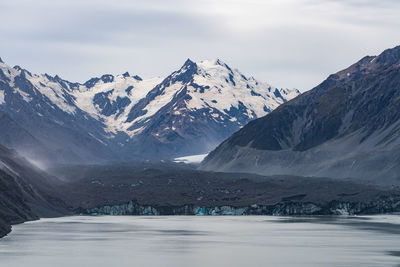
[{"x1": 1, "y1": 215, "x2": 400, "y2": 266}]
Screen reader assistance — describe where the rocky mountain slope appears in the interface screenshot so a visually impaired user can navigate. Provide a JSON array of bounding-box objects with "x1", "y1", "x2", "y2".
[
  {"x1": 202, "y1": 46, "x2": 400, "y2": 186},
  {"x1": 0, "y1": 57, "x2": 299, "y2": 162},
  {"x1": 0, "y1": 58, "x2": 119, "y2": 163},
  {"x1": 0, "y1": 144, "x2": 68, "y2": 237}
]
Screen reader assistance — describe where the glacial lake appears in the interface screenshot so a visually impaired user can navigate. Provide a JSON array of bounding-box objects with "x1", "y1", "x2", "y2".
[{"x1": 1, "y1": 215, "x2": 400, "y2": 266}]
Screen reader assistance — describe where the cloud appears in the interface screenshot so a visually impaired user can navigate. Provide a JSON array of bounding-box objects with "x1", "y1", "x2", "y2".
[{"x1": 0, "y1": 0, "x2": 399, "y2": 91}]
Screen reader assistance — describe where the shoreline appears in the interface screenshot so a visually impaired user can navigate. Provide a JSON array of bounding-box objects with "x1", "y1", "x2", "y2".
[
  {"x1": 79, "y1": 196, "x2": 400, "y2": 216},
  {"x1": 2, "y1": 195, "x2": 400, "y2": 239},
  {"x1": 4, "y1": 201, "x2": 400, "y2": 239}
]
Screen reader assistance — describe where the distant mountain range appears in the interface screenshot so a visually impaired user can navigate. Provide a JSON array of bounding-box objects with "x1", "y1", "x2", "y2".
[
  {"x1": 202, "y1": 46, "x2": 400, "y2": 185},
  {"x1": 0, "y1": 57, "x2": 299, "y2": 163}
]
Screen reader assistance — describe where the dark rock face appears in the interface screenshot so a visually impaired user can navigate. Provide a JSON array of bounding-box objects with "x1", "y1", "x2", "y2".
[
  {"x1": 202, "y1": 46, "x2": 400, "y2": 185},
  {"x1": 0, "y1": 145, "x2": 69, "y2": 238},
  {"x1": 93, "y1": 90, "x2": 131, "y2": 117}
]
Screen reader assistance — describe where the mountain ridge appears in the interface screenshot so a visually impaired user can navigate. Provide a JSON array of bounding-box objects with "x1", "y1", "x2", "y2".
[
  {"x1": 0, "y1": 57, "x2": 299, "y2": 162},
  {"x1": 201, "y1": 45, "x2": 400, "y2": 186}
]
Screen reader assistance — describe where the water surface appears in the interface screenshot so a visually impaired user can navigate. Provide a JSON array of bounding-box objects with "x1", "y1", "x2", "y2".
[{"x1": 1, "y1": 215, "x2": 400, "y2": 266}]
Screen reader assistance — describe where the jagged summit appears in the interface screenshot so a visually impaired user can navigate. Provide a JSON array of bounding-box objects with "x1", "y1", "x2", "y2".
[
  {"x1": 183, "y1": 58, "x2": 196, "y2": 66},
  {"x1": 0, "y1": 57, "x2": 299, "y2": 162},
  {"x1": 339, "y1": 45, "x2": 400, "y2": 77},
  {"x1": 13, "y1": 65, "x2": 23, "y2": 71}
]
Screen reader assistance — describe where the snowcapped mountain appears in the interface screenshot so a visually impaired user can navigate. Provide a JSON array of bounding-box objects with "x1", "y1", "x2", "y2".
[
  {"x1": 0, "y1": 57, "x2": 299, "y2": 162},
  {"x1": 118, "y1": 59, "x2": 299, "y2": 157},
  {"x1": 0, "y1": 58, "x2": 119, "y2": 163}
]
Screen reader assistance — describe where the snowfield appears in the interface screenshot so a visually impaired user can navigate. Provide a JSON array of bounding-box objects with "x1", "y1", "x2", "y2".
[{"x1": 174, "y1": 153, "x2": 208, "y2": 164}]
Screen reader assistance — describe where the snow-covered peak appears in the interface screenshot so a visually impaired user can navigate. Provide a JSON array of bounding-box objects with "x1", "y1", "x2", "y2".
[
  {"x1": 72, "y1": 74, "x2": 163, "y2": 133},
  {"x1": 123, "y1": 58, "x2": 300, "y2": 141},
  {"x1": 0, "y1": 59, "x2": 21, "y2": 80},
  {"x1": 197, "y1": 58, "x2": 225, "y2": 69},
  {"x1": 174, "y1": 59, "x2": 299, "y2": 119},
  {"x1": 197, "y1": 59, "x2": 260, "y2": 82},
  {"x1": 79, "y1": 73, "x2": 147, "y2": 93},
  {"x1": 0, "y1": 57, "x2": 300, "y2": 144},
  {"x1": 0, "y1": 56, "x2": 301, "y2": 159},
  {"x1": 0, "y1": 60, "x2": 77, "y2": 114}
]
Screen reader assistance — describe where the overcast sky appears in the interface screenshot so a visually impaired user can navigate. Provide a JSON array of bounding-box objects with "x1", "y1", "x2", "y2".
[{"x1": 1, "y1": 0, "x2": 399, "y2": 91}]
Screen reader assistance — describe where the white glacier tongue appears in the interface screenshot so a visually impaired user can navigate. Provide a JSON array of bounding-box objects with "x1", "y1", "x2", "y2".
[{"x1": 174, "y1": 153, "x2": 208, "y2": 164}]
